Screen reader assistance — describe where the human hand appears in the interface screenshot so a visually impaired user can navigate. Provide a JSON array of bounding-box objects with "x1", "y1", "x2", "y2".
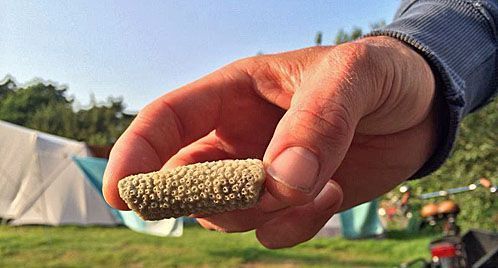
[{"x1": 103, "y1": 36, "x2": 437, "y2": 248}]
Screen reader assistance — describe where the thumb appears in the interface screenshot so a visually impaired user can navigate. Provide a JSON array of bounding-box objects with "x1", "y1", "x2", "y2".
[{"x1": 263, "y1": 60, "x2": 368, "y2": 206}]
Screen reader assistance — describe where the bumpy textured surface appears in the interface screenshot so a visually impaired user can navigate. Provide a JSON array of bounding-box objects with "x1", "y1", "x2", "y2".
[{"x1": 118, "y1": 159, "x2": 265, "y2": 220}]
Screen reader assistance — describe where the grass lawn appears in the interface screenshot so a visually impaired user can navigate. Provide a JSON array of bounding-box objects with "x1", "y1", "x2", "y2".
[{"x1": 0, "y1": 224, "x2": 433, "y2": 267}]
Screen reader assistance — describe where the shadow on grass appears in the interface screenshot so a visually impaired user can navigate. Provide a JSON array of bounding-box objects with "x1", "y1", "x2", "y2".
[
  {"x1": 386, "y1": 229, "x2": 438, "y2": 241},
  {"x1": 3, "y1": 224, "x2": 129, "y2": 230},
  {"x1": 208, "y1": 247, "x2": 395, "y2": 267},
  {"x1": 209, "y1": 247, "x2": 326, "y2": 263}
]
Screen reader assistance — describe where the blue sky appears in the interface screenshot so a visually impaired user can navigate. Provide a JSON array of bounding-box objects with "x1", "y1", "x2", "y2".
[{"x1": 1, "y1": 1, "x2": 399, "y2": 112}]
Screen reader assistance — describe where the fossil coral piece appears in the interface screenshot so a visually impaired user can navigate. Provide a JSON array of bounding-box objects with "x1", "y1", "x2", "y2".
[{"x1": 118, "y1": 159, "x2": 265, "y2": 220}]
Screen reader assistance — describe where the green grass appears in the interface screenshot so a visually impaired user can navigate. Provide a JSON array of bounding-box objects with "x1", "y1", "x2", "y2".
[{"x1": 0, "y1": 224, "x2": 433, "y2": 267}]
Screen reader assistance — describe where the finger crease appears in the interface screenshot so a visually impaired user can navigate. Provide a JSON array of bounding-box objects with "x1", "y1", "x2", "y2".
[
  {"x1": 130, "y1": 130, "x2": 164, "y2": 163},
  {"x1": 160, "y1": 99, "x2": 186, "y2": 145}
]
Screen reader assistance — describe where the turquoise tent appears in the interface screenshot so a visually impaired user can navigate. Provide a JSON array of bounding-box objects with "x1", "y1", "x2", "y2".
[
  {"x1": 340, "y1": 200, "x2": 384, "y2": 239},
  {"x1": 73, "y1": 157, "x2": 183, "y2": 237}
]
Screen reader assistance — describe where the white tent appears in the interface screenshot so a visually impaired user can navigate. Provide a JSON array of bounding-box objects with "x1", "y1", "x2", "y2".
[
  {"x1": 316, "y1": 215, "x2": 342, "y2": 237},
  {"x1": 0, "y1": 120, "x2": 118, "y2": 225}
]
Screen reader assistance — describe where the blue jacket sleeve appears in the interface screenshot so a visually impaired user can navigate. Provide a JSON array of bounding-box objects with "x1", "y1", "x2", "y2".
[{"x1": 367, "y1": 0, "x2": 498, "y2": 179}]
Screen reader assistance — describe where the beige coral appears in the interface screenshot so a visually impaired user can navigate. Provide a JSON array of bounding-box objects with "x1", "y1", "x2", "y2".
[{"x1": 118, "y1": 159, "x2": 265, "y2": 220}]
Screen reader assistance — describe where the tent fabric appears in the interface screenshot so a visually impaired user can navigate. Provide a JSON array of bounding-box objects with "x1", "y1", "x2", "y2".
[
  {"x1": 73, "y1": 156, "x2": 183, "y2": 237},
  {"x1": 315, "y1": 214, "x2": 342, "y2": 237},
  {"x1": 0, "y1": 120, "x2": 118, "y2": 225},
  {"x1": 339, "y1": 200, "x2": 384, "y2": 239},
  {"x1": 318, "y1": 200, "x2": 385, "y2": 239}
]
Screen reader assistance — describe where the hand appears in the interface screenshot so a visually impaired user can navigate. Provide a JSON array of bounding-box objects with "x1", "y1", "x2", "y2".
[{"x1": 103, "y1": 36, "x2": 437, "y2": 248}]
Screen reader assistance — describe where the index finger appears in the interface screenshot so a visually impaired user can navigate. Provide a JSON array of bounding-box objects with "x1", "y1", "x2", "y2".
[{"x1": 103, "y1": 71, "x2": 233, "y2": 210}]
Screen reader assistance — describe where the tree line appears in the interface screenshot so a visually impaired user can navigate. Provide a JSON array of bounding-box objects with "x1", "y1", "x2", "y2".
[{"x1": 0, "y1": 76, "x2": 134, "y2": 145}]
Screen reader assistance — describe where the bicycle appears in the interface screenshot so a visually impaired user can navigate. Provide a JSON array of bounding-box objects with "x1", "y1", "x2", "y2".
[{"x1": 398, "y1": 178, "x2": 498, "y2": 268}]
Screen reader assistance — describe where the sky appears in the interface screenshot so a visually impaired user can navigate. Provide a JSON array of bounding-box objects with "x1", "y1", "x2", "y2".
[{"x1": 1, "y1": 1, "x2": 399, "y2": 112}]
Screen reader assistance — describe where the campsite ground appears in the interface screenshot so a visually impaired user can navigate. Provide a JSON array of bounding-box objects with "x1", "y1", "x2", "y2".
[{"x1": 0, "y1": 224, "x2": 432, "y2": 267}]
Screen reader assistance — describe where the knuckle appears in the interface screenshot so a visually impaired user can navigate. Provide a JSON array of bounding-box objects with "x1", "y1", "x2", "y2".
[
  {"x1": 289, "y1": 193, "x2": 315, "y2": 206},
  {"x1": 278, "y1": 189, "x2": 314, "y2": 206},
  {"x1": 320, "y1": 41, "x2": 390, "y2": 116},
  {"x1": 136, "y1": 102, "x2": 154, "y2": 120},
  {"x1": 326, "y1": 42, "x2": 372, "y2": 68},
  {"x1": 266, "y1": 176, "x2": 315, "y2": 206},
  {"x1": 327, "y1": 41, "x2": 387, "y2": 83},
  {"x1": 228, "y1": 56, "x2": 274, "y2": 88},
  {"x1": 230, "y1": 55, "x2": 268, "y2": 73},
  {"x1": 337, "y1": 41, "x2": 390, "y2": 82}
]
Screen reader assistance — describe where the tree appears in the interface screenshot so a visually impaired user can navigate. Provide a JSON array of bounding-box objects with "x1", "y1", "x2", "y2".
[
  {"x1": 74, "y1": 96, "x2": 134, "y2": 145},
  {"x1": 0, "y1": 75, "x2": 17, "y2": 99},
  {"x1": 369, "y1": 20, "x2": 386, "y2": 31},
  {"x1": 313, "y1": 20, "x2": 386, "y2": 46},
  {"x1": 334, "y1": 27, "x2": 363, "y2": 45},
  {"x1": 0, "y1": 82, "x2": 71, "y2": 126},
  {"x1": 0, "y1": 76, "x2": 135, "y2": 145},
  {"x1": 27, "y1": 101, "x2": 78, "y2": 139},
  {"x1": 315, "y1": 31, "x2": 323, "y2": 46}
]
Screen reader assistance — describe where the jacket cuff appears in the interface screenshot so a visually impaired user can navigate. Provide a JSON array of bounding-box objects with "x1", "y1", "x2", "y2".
[{"x1": 365, "y1": 0, "x2": 497, "y2": 178}]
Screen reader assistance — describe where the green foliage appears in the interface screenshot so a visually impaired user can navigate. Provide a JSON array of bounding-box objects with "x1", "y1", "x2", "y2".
[
  {"x1": 0, "y1": 83, "x2": 70, "y2": 126},
  {"x1": 369, "y1": 20, "x2": 386, "y2": 31},
  {"x1": 74, "y1": 96, "x2": 134, "y2": 145},
  {"x1": 334, "y1": 27, "x2": 363, "y2": 44},
  {"x1": 27, "y1": 101, "x2": 78, "y2": 139},
  {"x1": 404, "y1": 98, "x2": 498, "y2": 231},
  {"x1": 0, "y1": 76, "x2": 17, "y2": 99},
  {"x1": 315, "y1": 31, "x2": 323, "y2": 46},
  {"x1": 329, "y1": 20, "x2": 385, "y2": 45},
  {"x1": 0, "y1": 77, "x2": 134, "y2": 145}
]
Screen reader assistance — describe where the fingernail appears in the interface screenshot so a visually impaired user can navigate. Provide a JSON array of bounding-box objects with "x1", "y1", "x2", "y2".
[
  {"x1": 267, "y1": 147, "x2": 319, "y2": 193},
  {"x1": 314, "y1": 181, "x2": 343, "y2": 211}
]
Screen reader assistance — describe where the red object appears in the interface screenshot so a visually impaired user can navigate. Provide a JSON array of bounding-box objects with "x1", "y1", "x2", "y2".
[
  {"x1": 401, "y1": 192, "x2": 411, "y2": 205},
  {"x1": 386, "y1": 207, "x2": 397, "y2": 216},
  {"x1": 431, "y1": 243, "x2": 457, "y2": 258},
  {"x1": 88, "y1": 145, "x2": 113, "y2": 159}
]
